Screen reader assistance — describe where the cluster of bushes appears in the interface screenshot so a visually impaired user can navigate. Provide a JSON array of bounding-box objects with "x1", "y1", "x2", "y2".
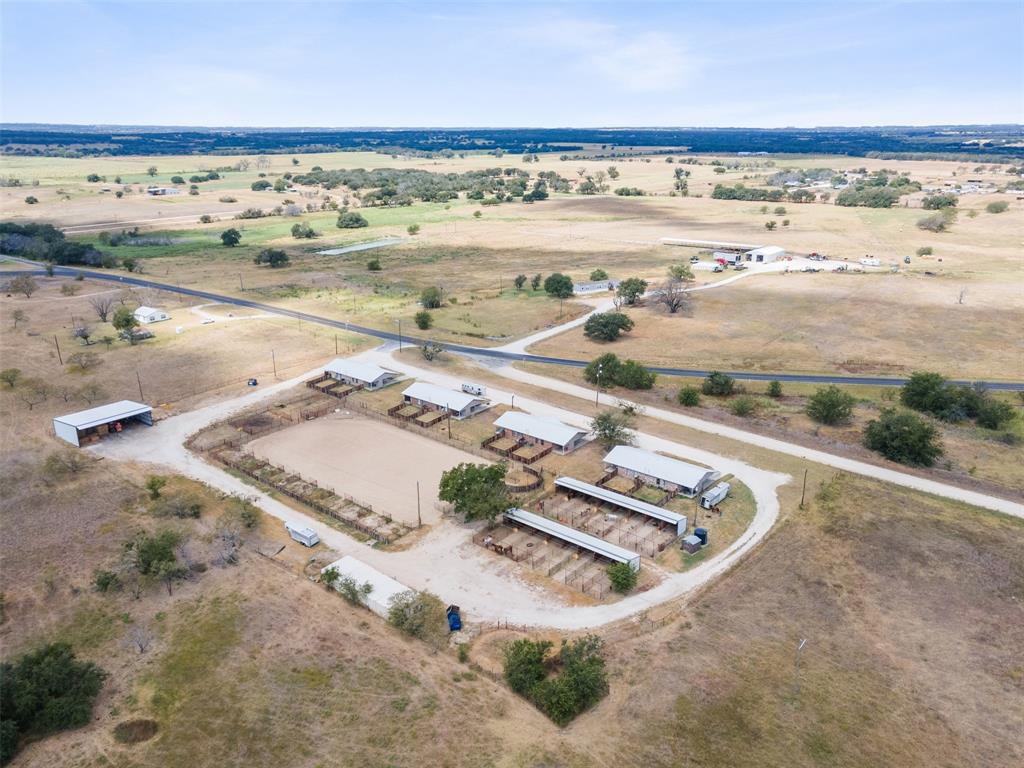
[
  {"x1": 503, "y1": 636, "x2": 609, "y2": 726},
  {"x1": 613, "y1": 187, "x2": 645, "y2": 196},
  {"x1": 173, "y1": 171, "x2": 219, "y2": 184},
  {"x1": 0, "y1": 644, "x2": 107, "y2": 763},
  {"x1": 921, "y1": 193, "x2": 957, "y2": 210},
  {"x1": 836, "y1": 171, "x2": 920, "y2": 208},
  {"x1": 337, "y1": 211, "x2": 368, "y2": 228},
  {"x1": 0, "y1": 222, "x2": 111, "y2": 267},
  {"x1": 290, "y1": 166, "x2": 529, "y2": 204},
  {"x1": 253, "y1": 248, "x2": 290, "y2": 268},
  {"x1": 711, "y1": 183, "x2": 786, "y2": 202},
  {"x1": 901, "y1": 371, "x2": 1015, "y2": 429},
  {"x1": 584, "y1": 353, "x2": 656, "y2": 390}
]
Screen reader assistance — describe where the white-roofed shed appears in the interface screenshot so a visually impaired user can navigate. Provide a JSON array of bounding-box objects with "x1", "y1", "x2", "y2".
[
  {"x1": 324, "y1": 358, "x2": 399, "y2": 390},
  {"x1": 493, "y1": 411, "x2": 589, "y2": 454},
  {"x1": 320, "y1": 555, "x2": 415, "y2": 618},
  {"x1": 402, "y1": 381, "x2": 489, "y2": 419},
  {"x1": 53, "y1": 400, "x2": 153, "y2": 447},
  {"x1": 604, "y1": 445, "x2": 718, "y2": 498}
]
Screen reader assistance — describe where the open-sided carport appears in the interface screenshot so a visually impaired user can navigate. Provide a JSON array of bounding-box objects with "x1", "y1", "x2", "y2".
[
  {"x1": 504, "y1": 507, "x2": 641, "y2": 571},
  {"x1": 53, "y1": 400, "x2": 152, "y2": 447}
]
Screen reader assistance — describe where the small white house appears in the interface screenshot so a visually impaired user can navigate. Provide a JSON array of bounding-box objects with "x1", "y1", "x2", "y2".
[
  {"x1": 285, "y1": 521, "x2": 320, "y2": 547},
  {"x1": 324, "y1": 358, "x2": 399, "y2": 390},
  {"x1": 320, "y1": 555, "x2": 415, "y2": 618},
  {"x1": 134, "y1": 306, "x2": 169, "y2": 324},
  {"x1": 402, "y1": 381, "x2": 489, "y2": 419},
  {"x1": 744, "y1": 246, "x2": 785, "y2": 263},
  {"x1": 572, "y1": 279, "x2": 620, "y2": 295},
  {"x1": 493, "y1": 411, "x2": 589, "y2": 454},
  {"x1": 604, "y1": 445, "x2": 718, "y2": 498},
  {"x1": 700, "y1": 482, "x2": 731, "y2": 509}
]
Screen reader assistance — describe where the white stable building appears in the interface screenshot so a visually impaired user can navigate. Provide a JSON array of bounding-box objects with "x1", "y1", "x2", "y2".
[
  {"x1": 320, "y1": 555, "x2": 414, "y2": 618},
  {"x1": 402, "y1": 381, "x2": 489, "y2": 419},
  {"x1": 324, "y1": 359, "x2": 399, "y2": 390},
  {"x1": 493, "y1": 411, "x2": 589, "y2": 454},
  {"x1": 555, "y1": 477, "x2": 687, "y2": 536},
  {"x1": 504, "y1": 508, "x2": 641, "y2": 571},
  {"x1": 134, "y1": 306, "x2": 169, "y2": 324},
  {"x1": 744, "y1": 245, "x2": 785, "y2": 263},
  {"x1": 53, "y1": 400, "x2": 153, "y2": 447},
  {"x1": 604, "y1": 445, "x2": 718, "y2": 498}
]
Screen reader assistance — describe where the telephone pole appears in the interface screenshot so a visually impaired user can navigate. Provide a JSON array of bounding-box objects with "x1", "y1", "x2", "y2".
[
  {"x1": 136, "y1": 370, "x2": 145, "y2": 400},
  {"x1": 53, "y1": 335, "x2": 63, "y2": 365},
  {"x1": 416, "y1": 481, "x2": 422, "y2": 528},
  {"x1": 799, "y1": 469, "x2": 808, "y2": 509},
  {"x1": 272, "y1": 350, "x2": 278, "y2": 379}
]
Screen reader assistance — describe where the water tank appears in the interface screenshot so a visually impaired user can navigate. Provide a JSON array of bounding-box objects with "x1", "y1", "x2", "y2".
[{"x1": 694, "y1": 527, "x2": 709, "y2": 546}]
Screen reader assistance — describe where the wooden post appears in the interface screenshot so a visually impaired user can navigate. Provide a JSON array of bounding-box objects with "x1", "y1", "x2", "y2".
[
  {"x1": 799, "y1": 468, "x2": 808, "y2": 509},
  {"x1": 53, "y1": 335, "x2": 63, "y2": 365},
  {"x1": 334, "y1": 334, "x2": 338, "y2": 354},
  {"x1": 136, "y1": 370, "x2": 144, "y2": 400},
  {"x1": 416, "y1": 481, "x2": 422, "y2": 528},
  {"x1": 272, "y1": 350, "x2": 277, "y2": 379}
]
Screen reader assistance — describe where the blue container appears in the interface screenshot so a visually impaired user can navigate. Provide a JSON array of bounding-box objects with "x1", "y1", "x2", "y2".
[
  {"x1": 446, "y1": 605, "x2": 462, "y2": 632},
  {"x1": 694, "y1": 527, "x2": 709, "y2": 546}
]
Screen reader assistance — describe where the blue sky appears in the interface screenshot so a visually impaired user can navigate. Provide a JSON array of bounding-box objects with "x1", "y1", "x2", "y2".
[{"x1": 1, "y1": 1, "x2": 1021, "y2": 127}]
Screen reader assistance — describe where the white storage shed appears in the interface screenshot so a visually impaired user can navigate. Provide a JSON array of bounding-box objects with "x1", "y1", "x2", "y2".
[
  {"x1": 324, "y1": 358, "x2": 399, "y2": 390},
  {"x1": 493, "y1": 411, "x2": 589, "y2": 454},
  {"x1": 53, "y1": 400, "x2": 153, "y2": 447},
  {"x1": 134, "y1": 306, "x2": 169, "y2": 324},
  {"x1": 320, "y1": 555, "x2": 415, "y2": 618},
  {"x1": 402, "y1": 381, "x2": 489, "y2": 419},
  {"x1": 744, "y1": 246, "x2": 785, "y2": 263},
  {"x1": 604, "y1": 445, "x2": 718, "y2": 498}
]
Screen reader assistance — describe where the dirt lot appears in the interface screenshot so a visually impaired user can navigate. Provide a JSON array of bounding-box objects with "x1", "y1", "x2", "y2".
[{"x1": 247, "y1": 412, "x2": 487, "y2": 526}]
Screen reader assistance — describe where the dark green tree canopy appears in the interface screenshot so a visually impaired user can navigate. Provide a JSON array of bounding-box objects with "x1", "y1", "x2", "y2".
[
  {"x1": 543, "y1": 273, "x2": 574, "y2": 299},
  {"x1": 583, "y1": 311, "x2": 634, "y2": 342},
  {"x1": 438, "y1": 463, "x2": 508, "y2": 521}
]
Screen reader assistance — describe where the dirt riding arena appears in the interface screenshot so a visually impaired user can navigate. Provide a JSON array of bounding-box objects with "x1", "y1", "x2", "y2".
[{"x1": 247, "y1": 412, "x2": 486, "y2": 526}]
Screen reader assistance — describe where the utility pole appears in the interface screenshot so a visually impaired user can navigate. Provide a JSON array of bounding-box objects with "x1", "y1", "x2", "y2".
[
  {"x1": 239, "y1": 273, "x2": 243, "y2": 290},
  {"x1": 53, "y1": 335, "x2": 63, "y2": 365},
  {"x1": 446, "y1": 405, "x2": 452, "y2": 439},
  {"x1": 799, "y1": 469, "x2": 808, "y2": 509},
  {"x1": 416, "y1": 481, "x2": 422, "y2": 528},
  {"x1": 594, "y1": 363, "x2": 603, "y2": 407},
  {"x1": 272, "y1": 349, "x2": 277, "y2": 379},
  {"x1": 794, "y1": 638, "x2": 807, "y2": 696},
  {"x1": 334, "y1": 334, "x2": 338, "y2": 354},
  {"x1": 396, "y1": 319, "x2": 403, "y2": 352},
  {"x1": 136, "y1": 370, "x2": 145, "y2": 400}
]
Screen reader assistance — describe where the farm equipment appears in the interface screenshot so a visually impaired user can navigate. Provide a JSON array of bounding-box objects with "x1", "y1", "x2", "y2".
[{"x1": 446, "y1": 605, "x2": 462, "y2": 632}]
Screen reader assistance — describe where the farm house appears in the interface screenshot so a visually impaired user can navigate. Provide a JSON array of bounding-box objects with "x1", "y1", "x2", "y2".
[
  {"x1": 53, "y1": 400, "x2": 153, "y2": 447},
  {"x1": 493, "y1": 411, "x2": 589, "y2": 454},
  {"x1": 401, "y1": 381, "x2": 489, "y2": 419},
  {"x1": 324, "y1": 358, "x2": 399, "y2": 390},
  {"x1": 744, "y1": 245, "x2": 785, "y2": 263},
  {"x1": 133, "y1": 306, "x2": 169, "y2": 324},
  {"x1": 320, "y1": 555, "x2": 414, "y2": 618},
  {"x1": 504, "y1": 508, "x2": 641, "y2": 571},
  {"x1": 572, "y1": 279, "x2": 620, "y2": 295},
  {"x1": 603, "y1": 445, "x2": 718, "y2": 498}
]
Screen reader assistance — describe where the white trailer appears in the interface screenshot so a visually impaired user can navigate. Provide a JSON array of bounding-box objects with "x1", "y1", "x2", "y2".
[
  {"x1": 461, "y1": 382, "x2": 486, "y2": 397},
  {"x1": 700, "y1": 482, "x2": 731, "y2": 509},
  {"x1": 285, "y1": 521, "x2": 320, "y2": 547}
]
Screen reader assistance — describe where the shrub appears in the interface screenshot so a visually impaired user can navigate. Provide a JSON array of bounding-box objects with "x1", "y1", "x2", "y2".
[
  {"x1": 916, "y1": 213, "x2": 949, "y2": 232},
  {"x1": 387, "y1": 590, "x2": 446, "y2": 640},
  {"x1": 616, "y1": 360, "x2": 656, "y2": 390},
  {"x1": 729, "y1": 396, "x2": 757, "y2": 417},
  {"x1": 590, "y1": 408, "x2": 636, "y2": 447},
  {"x1": 414, "y1": 310, "x2": 432, "y2": 330},
  {"x1": 975, "y1": 399, "x2": 1015, "y2": 430},
  {"x1": 589, "y1": 269, "x2": 608, "y2": 280},
  {"x1": 677, "y1": 385, "x2": 700, "y2": 407},
  {"x1": 503, "y1": 636, "x2": 608, "y2": 727},
  {"x1": 151, "y1": 493, "x2": 202, "y2": 519},
  {"x1": 503, "y1": 638, "x2": 552, "y2": 696},
  {"x1": 198, "y1": 214, "x2": 213, "y2": 224},
  {"x1": 767, "y1": 380, "x2": 782, "y2": 398},
  {"x1": 420, "y1": 286, "x2": 443, "y2": 309},
  {"x1": 220, "y1": 228, "x2": 241, "y2": 247},
  {"x1": 584, "y1": 353, "x2": 621, "y2": 385},
  {"x1": 407, "y1": 223, "x2": 420, "y2": 235},
  {"x1": 864, "y1": 409, "x2": 942, "y2": 466},
  {"x1": 337, "y1": 211, "x2": 368, "y2": 228},
  {"x1": 607, "y1": 562, "x2": 638, "y2": 593},
  {"x1": 583, "y1": 311, "x2": 634, "y2": 342},
  {"x1": 253, "y1": 248, "x2": 289, "y2": 268},
  {"x1": 806, "y1": 385, "x2": 855, "y2": 425},
  {"x1": 702, "y1": 371, "x2": 735, "y2": 396},
  {"x1": 366, "y1": 258, "x2": 381, "y2": 271},
  {"x1": 144, "y1": 475, "x2": 167, "y2": 500},
  {"x1": 290, "y1": 222, "x2": 317, "y2": 239},
  {"x1": 334, "y1": 576, "x2": 374, "y2": 608},
  {"x1": 0, "y1": 643, "x2": 106, "y2": 763},
  {"x1": 986, "y1": 200, "x2": 1009, "y2": 214},
  {"x1": 921, "y1": 193, "x2": 957, "y2": 210},
  {"x1": 92, "y1": 569, "x2": 121, "y2": 593},
  {"x1": 915, "y1": 246, "x2": 933, "y2": 256},
  {"x1": 24, "y1": 196, "x2": 37, "y2": 205},
  {"x1": 250, "y1": 179, "x2": 272, "y2": 191}
]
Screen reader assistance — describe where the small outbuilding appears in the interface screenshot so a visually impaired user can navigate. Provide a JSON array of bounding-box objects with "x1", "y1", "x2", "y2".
[
  {"x1": 493, "y1": 411, "x2": 589, "y2": 454},
  {"x1": 134, "y1": 306, "x2": 170, "y2": 324},
  {"x1": 402, "y1": 381, "x2": 489, "y2": 419},
  {"x1": 53, "y1": 400, "x2": 153, "y2": 447},
  {"x1": 604, "y1": 445, "x2": 718, "y2": 498},
  {"x1": 320, "y1": 555, "x2": 414, "y2": 618},
  {"x1": 681, "y1": 535, "x2": 703, "y2": 554},
  {"x1": 324, "y1": 358, "x2": 399, "y2": 390},
  {"x1": 744, "y1": 245, "x2": 785, "y2": 263}
]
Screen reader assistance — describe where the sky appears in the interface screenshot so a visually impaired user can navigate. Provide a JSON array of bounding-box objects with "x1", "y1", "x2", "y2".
[{"x1": 1, "y1": 0, "x2": 1021, "y2": 128}]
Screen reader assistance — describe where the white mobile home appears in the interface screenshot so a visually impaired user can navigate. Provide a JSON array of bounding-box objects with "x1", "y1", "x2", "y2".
[
  {"x1": 320, "y1": 555, "x2": 415, "y2": 618},
  {"x1": 134, "y1": 306, "x2": 169, "y2": 324},
  {"x1": 744, "y1": 246, "x2": 785, "y2": 263},
  {"x1": 572, "y1": 279, "x2": 620, "y2": 295},
  {"x1": 402, "y1": 381, "x2": 489, "y2": 419},
  {"x1": 493, "y1": 411, "x2": 589, "y2": 454},
  {"x1": 324, "y1": 359, "x2": 399, "y2": 390},
  {"x1": 604, "y1": 445, "x2": 718, "y2": 498},
  {"x1": 53, "y1": 400, "x2": 153, "y2": 447}
]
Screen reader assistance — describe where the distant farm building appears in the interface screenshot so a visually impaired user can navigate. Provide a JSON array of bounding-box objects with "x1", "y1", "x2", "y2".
[
  {"x1": 744, "y1": 246, "x2": 785, "y2": 263},
  {"x1": 401, "y1": 381, "x2": 489, "y2": 420},
  {"x1": 320, "y1": 555, "x2": 414, "y2": 618},
  {"x1": 324, "y1": 359, "x2": 399, "y2": 390},
  {"x1": 661, "y1": 237, "x2": 762, "y2": 250},
  {"x1": 573, "y1": 279, "x2": 620, "y2": 295},
  {"x1": 493, "y1": 411, "x2": 589, "y2": 454},
  {"x1": 53, "y1": 400, "x2": 153, "y2": 447},
  {"x1": 603, "y1": 445, "x2": 718, "y2": 498},
  {"x1": 133, "y1": 306, "x2": 169, "y2": 324},
  {"x1": 145, "y1": 187, "x2": 180, "y2": 196}
]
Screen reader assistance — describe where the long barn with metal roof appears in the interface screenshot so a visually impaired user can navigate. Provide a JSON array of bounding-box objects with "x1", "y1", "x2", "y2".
[
  {"x1": 504, "y1": 507, "x2": 641, "y2": 571},
  {"x1": 554, "y1": 477, "x2": 687, "y2": 536}
]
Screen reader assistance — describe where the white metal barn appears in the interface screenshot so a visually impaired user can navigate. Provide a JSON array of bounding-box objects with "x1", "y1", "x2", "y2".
[
  {"x1": 603, "y1": 445, "x2": 718, "y2": 498},
  {"x1": 493, "y1": 411, "x2": 589, "y2": 454},
  {"x1": 320, "y1": 555, "x2": 414, "y2": 618},
  {"x1": 744, "y1": 245, "x2": 785, "y2": 263},
  {"x1": 324, "y1": 358, "x2": 399, "y2": 390},
  {"x1": 504, "y1": 507, "x2": 641, "y2": 571},
  {"x1": 555, "y1": 476, "x2": 687, "y2": 536},
  {"x1": 53, "y1": 400, "x2": 152, "y2": 447},
  {"x1": 134, "y1": 306, "x2": 169, "y2": 324},
  {"x1": 402, "y1": 381, "x2": 489, "y2": 419}
]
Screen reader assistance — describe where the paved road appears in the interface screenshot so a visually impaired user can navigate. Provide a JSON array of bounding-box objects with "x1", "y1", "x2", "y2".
[{"x1": 4, "y1": 260, "x2": 1023, "y2": 390}]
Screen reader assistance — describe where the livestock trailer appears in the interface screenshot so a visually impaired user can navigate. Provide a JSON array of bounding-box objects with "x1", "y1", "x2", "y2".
[
  {"x1": 700, "y1": 482, "x2": 731, "y2": 509},
  {"x1": 285, "y1": 522, "x2": 320, "y2": 547}
]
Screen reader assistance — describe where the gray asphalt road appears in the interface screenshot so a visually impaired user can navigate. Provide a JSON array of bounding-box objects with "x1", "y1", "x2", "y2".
[{"x1": 4, "y1": 263, "x2": 1022, "y2": 391}]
